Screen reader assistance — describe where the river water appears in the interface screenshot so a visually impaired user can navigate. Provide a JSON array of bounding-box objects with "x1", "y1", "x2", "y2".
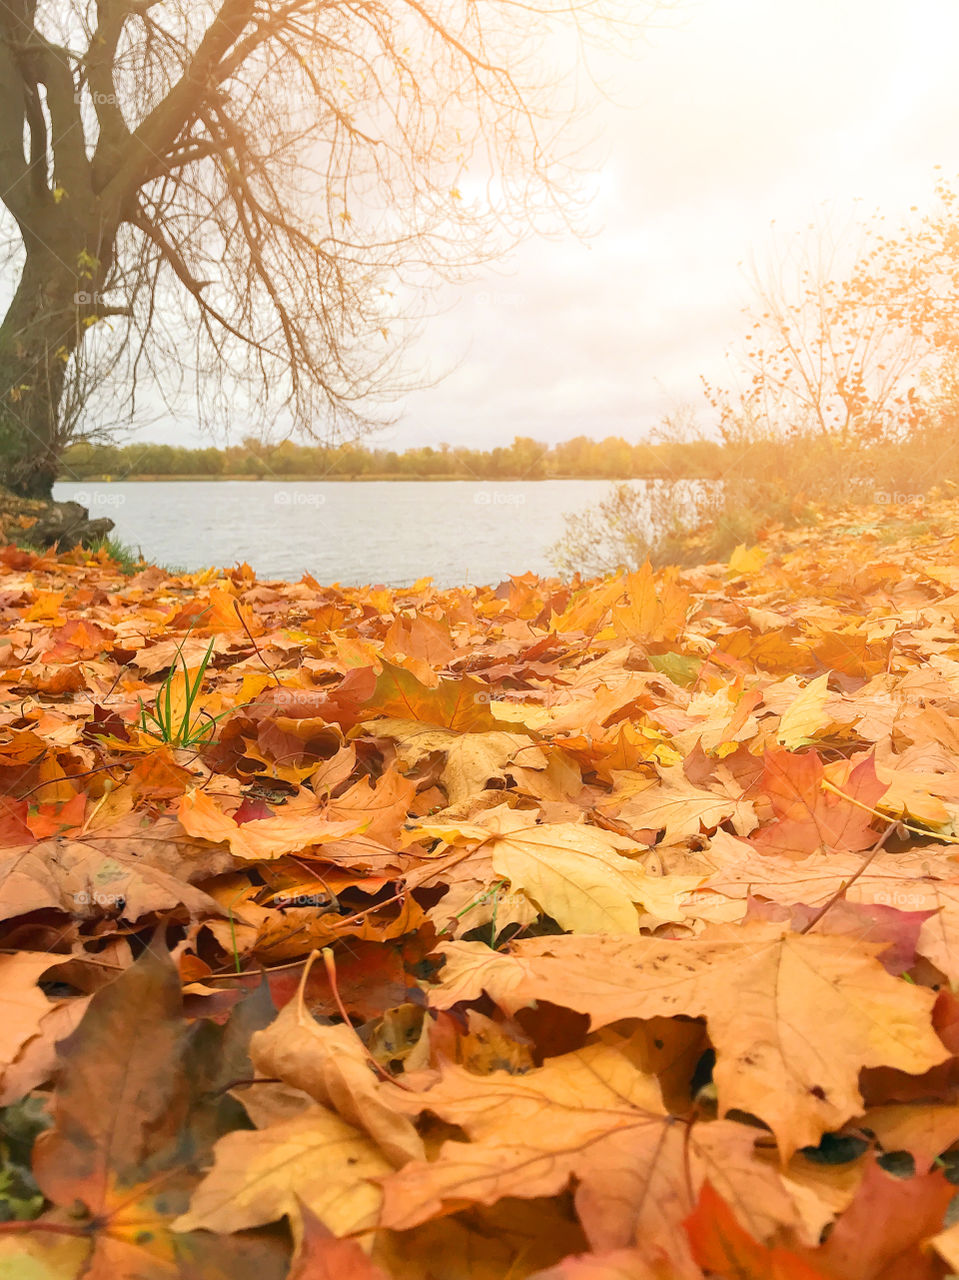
[{"x1": 52, "y1": 478, "x2": 620, "y2": 585}]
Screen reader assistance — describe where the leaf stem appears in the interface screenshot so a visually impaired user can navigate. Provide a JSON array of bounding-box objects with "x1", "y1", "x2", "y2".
[{"x1": 799, "y1": 820, "x2": 902, "y2": 934}]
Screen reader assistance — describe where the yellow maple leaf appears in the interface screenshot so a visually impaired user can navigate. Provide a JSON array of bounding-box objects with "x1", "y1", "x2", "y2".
[
  {"x1": 777, "y1": 671, "x2": 832, "y2": 749},
  {"x1": 728, "y1": 543, "x2": 767, "y2": 575}
]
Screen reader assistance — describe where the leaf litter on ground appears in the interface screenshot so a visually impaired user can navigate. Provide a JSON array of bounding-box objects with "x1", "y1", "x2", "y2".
[{"x1": 5, "y1": 498, "x2": 959, "y2": 1275}]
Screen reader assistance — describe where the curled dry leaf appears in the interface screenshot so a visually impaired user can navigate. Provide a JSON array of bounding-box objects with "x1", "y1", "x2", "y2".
[
  {"x1": 0, "y1": 833, "x2": 225, "y2": 922},
  {"x1": 249, "y1": 971, "x2": 424, "y2": 1163},
  {"x1": 0, "y1": 952, "x2": 72, "y2": 1102}
]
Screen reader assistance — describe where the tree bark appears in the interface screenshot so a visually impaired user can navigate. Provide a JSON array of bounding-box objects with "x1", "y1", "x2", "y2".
[{"x1": 0, "y1": 251, "x2": 80, "y2": 499}]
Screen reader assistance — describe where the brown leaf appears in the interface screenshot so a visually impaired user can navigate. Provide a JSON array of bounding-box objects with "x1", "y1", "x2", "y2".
[
  {"x1": 0, "y1": 952, "x2": 70, "y2": 1100},
  {"x1": 0, "y1": 832, "x2": 224, "y2": 922},
  {"x1": 33, "y1": 941, "x2": 189, "y2": 1212},
  {"x1": 249, "y1": 977, "x2": 424, "y2": 1162}
]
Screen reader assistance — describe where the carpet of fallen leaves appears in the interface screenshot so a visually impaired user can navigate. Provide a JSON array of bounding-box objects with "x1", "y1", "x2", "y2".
[{"x1": 7, "y1": 500, "x2": 959, "y2": 1278}]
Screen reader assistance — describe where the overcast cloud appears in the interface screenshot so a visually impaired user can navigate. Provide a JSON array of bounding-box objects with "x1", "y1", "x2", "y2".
[
  {"x1": 380, "y1": 0, "x2": 959, "y2": 452},
  {"x1": 78, "y1": 0, "x2": 959, "y2": 451}
]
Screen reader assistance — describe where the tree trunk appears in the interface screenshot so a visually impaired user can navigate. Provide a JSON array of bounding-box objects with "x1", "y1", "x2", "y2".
[{"x1": 0, "y1": 252, "x2": 79, "y2": 499}]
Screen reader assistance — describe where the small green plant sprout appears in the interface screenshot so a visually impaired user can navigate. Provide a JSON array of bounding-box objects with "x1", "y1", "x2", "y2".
[{"x1": 137, "y1": 636, "x2": 228, "y2": 748}]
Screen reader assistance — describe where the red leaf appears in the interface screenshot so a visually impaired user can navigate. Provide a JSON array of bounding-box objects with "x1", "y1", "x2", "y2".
[
  {"x1": 289, "y1": 1203, "x2": 389, "y2": 1279},
  {"x1": 685, "y1": 1182, "x2": 830, "y2": 1280}
]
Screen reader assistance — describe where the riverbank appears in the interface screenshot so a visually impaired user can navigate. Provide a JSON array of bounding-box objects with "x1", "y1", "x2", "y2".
[
  {"x1": 57, "y1": 469, "x2": 697, "y2": 483},
  {"x1": 3, "y1": 498, "x2": 959, "y2": 1275},
  {"x1": 57, "y1": 433, "x2": 722, "y2": 485}
]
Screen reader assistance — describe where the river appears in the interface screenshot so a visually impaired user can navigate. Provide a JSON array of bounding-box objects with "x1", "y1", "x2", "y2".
[{"x1": 52, "y1": 478, "x2": 621, "y2": 585}]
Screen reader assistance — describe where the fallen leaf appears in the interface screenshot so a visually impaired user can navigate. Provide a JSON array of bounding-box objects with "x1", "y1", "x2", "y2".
[
  {"x1": 381, "y1": 1041, "x2": 806, "y2": 1266},
  {"x1": 174, "y1": 1104, "x2": 392, "y2": 1237},
  {"x1": 249, "y1": 976, "x2": 424, "y2": 1162},
  {"x1": 178, "y1": 787, "x2": 361, "y2": 861},
  {"x1": 685, "y1": 1181, "x2": 829, "y2": 1280},
  {"x1": 430, "y1": 929, "x2": 948, "y2": 1156}
]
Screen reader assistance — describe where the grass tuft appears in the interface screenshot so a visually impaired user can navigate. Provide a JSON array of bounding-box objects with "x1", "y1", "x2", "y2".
[{"x1": 137, "y1": 636, "x2": 228, "y2": 747}]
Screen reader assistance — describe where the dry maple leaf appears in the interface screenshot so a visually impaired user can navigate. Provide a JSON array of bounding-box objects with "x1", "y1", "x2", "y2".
[
  {"x1": 610, "y1": 563, "x2": 691, "y2": 647},
  {"x1": 318, "y1": 767, "x2": 418, "y2": 855},
  {"x1": 418, "y1": 805, "x2": 701, "y2": 934},
  {"x1": 368, "y1": 716, "x2": 546, "y2": 808},
  {"x1": 177, "y1": 787, "x2": 361, "y2": 860},
  {"x1": 248, "y1": 968, "x2": 423, "y2": 1163},
  {"x1": 362, "y1": 661, "x2": 499, "y2": 732},
  {"x1": 684, "y1": 1181, "x2": 829, "y2": 1280},
  {"x1": 380, "y1": 1040, "x2": 806, "y2": 1267},
  {"x1": 381, "y1": 613, "x2": 456, "y2": 685},
  {"x1": 174, "y1": 1104, "x2": 393, "y2": 1238},
  {"x1": 487, "y1": 816, "x2": 701, "y2": 934},
  {"x1": 599, "y1": 764, "x2": 758, "y2": 844},
  {"x1": 750, "y1": 749, "x2": 886, "y2": 858},
  {"x1": 745, "y1": 896, "x2": 935, "y2": 977},
  {"x1": 695, "y1": 841, "x2": 959, "y2": 984},
  {"x1": 430, "y1": 928, "x2": 948, "y2": 1157},
  {"x1": 0, "y1": 831, "x2": 226, "y2": 922},
  {"x1": 776, "y1": 672, "x2": 833, "y2": 752}
]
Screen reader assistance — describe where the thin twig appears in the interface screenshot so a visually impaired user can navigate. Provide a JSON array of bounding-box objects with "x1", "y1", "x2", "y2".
[
  {"x1": 233, "y1": 599, "x2": 283, "y2": 686},
  {"x1": 315, "y1": 947, "x2": 415, "y2": 1091},
  {"x1": 799, "y1": 820, "x2": 902, "y2": 935}
]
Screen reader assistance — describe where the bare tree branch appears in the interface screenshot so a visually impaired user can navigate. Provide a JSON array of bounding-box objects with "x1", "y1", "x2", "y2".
[{"x1": 0, "y1": 0, "x2": 655, "y2": 496}]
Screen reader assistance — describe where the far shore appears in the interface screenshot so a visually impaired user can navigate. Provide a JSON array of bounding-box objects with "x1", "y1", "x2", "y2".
[{"x1": 55, "y1": 472, "x2": 682, "y2": 484}]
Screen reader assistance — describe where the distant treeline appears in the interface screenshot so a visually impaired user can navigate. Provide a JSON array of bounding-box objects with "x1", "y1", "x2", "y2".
[{"x1": 59, "y1": 434, "x2": 724, "y2": 481}]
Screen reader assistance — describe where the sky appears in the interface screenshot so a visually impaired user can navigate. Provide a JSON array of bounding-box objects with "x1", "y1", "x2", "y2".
[
  {"x1": 373, "y1": 0, "x2": 959, "y2": 453},
  {"x1": 48, "y1": 0, "x2": 959, "y2": 453}
]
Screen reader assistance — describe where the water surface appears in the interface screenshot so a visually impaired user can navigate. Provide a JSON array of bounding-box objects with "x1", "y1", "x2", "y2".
[{"x1": 53, "y1": 478, "x2": 619, "y2": 585}]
